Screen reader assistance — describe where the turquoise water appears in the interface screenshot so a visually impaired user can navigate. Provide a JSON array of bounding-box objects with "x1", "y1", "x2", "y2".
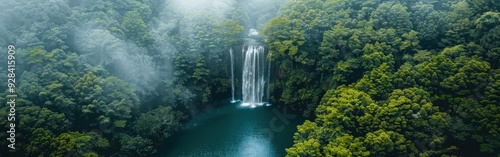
[{"x1": 159, "y1": 100, "x2": 305, "y2": 157}]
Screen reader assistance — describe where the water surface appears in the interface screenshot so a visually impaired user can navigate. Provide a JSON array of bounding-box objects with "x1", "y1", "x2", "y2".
[{"x1": 159, "y1": 99, "x2": 305, "y2": 157}]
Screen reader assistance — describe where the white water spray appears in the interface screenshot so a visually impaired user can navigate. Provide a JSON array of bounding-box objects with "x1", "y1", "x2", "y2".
[
  {"x1": 241, "y1": 44, "x2": 266, "y2": 108},
  {"x1": 230, "y1": 48, "x2": 236, "y2": 103}
]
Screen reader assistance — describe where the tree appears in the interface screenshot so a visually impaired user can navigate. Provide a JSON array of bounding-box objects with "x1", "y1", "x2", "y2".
[
  {"x1": 361, "y1": 52, "x2": 395, "y2": 71},
  {"x1": 121, "y1": 10, "x2": 153, "y2": 47},
  {"x1": 441, "y1": 58, "x2": 490, "y2": 96},
  {"x1": 212, "y1": 20, "x2": 244, "y2": 48},
  {"x1": 323, "y1": 134, "x2": 370, "y2": 157},
  {"x1": 411, "y1": 2, "x2": 447, "y2": 48},
  {"x1": 263, "y1": 17, "x2": 305, "y2": 60},
  {"x1": 354, "y1": 63, "x2": 394, "y2": 100},
  {"x1": 173, "y1": 53, "x2": 192, "y2": 85},
  {"x1": 317, "y1": 26, "x2": 352, "y2": 72},
  {"x1": 469, "y1": 0, "x2": 500, "y2": 14},
  {"x1": 442, "y1": 1, "x2": 474, "y2": 46},
  {"x1": 74, "y1": 72, "x2": 140, "y2": 128},
  {"x1": 370, "y1": 3, "x2": 412, "y2": 36},
  {"x1": 133, "y1": 106, "x2": 184, "y2": 142},
  {"x1": 394, "y1": 63, "x2": 417, "y2": 89},
  {"x1": 285, "y1": 138, "x2": 323, "y2": 157},
  {"x1": 18, "y1": 106, "x2": 70, "y2": 135},
  {"x1": 119, "y1": 134, "x2": 156, "y2": 157},
  {"x1": 26, "y1": 128, "x2": 53, "y2": 156},
  {"x1": 50, "y1": 131, "x2": 105, "y2": 157},
  {"x1": 416, "y1": 54, "x2": 457, "y2": 99},
  {"x1": 192, "y1": 54, "x2": 209, "y2": 85},
  {"x1": 316, "y1": 86, "x2": 376, "y2": 134},
  {"x1": 363, "y1": 130, "x2": 412, "y2": 156}
]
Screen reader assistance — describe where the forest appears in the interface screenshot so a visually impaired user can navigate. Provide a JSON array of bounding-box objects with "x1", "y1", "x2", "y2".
[{"x1": 0, "y1": 0, "x2": 499, "y2": 156}]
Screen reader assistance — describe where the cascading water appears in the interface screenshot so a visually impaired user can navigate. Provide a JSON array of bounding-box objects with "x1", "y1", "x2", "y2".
[
  {"x1": 229, "y1": 28, "x2": 269, "y2": 108},
  {"x1": 241, "y1": 45, "x2": 266, "y2": 107},
  {"x1": 267, "y1": 58, "x2": 271, "y2": 102},
  {"x1": 230, "y1": 48, "x2": 236, "y2": 103}
]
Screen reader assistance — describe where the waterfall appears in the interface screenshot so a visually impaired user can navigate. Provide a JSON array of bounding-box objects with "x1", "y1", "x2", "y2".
[
  {"x1": 241, "y1": 44, "x2": 266, "y2": 107},
  {"x1": 267, "y1": 58, "x2": 271, "y2": 102},
  {"x1": 230, "y1": 48, "x2": 236, "y2": 103},
  {"x1": 227, "y1": 28, "x2": 269, "y2": 108}
]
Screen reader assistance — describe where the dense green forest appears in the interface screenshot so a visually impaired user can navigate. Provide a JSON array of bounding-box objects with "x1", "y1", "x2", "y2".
[
  {"x1": 0, "y1": 0, "x2": 499, "y2": 156},
  {"x1": 265, "y1": 0, "x2": 500, "y2": 156}
]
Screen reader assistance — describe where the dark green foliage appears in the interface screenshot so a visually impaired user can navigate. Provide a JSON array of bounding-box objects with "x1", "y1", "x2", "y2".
[
  {"x1": 119, "y1": 134, "x2": 156, "y2": 157},
  {"x1": 74, "y1": 71, "x2": 140, "y2": 128},
  {"x1": 1, "y1": 0, "x2": 242, "y2": 156},
  {"x1": 133, "y1": 106, "x2": 185, "y2": 142}
]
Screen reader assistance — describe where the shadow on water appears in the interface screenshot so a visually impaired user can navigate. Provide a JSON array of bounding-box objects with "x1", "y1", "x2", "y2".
[{"x1": 158, "y1": 98, "x2": 305, "y2": 157}]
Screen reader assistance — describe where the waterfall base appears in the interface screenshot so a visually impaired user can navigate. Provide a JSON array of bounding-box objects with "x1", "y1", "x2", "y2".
[
  {"x1": 240, "y1": 102, "x2": 271, "y2": 108},
  {"x1": 240, "y1": 102, "x2": 265, "y2": 108}
]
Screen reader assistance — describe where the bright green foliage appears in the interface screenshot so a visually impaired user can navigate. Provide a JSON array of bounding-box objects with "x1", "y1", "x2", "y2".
[
  {"x1": 212, "y1": 20, "x2": 244, "y2": 48},
  {"x1": 363, "y1": 130, "x2": 411, "y2": 156},
  {"x1": 315, "y1": 86, "x2": 375, "y2": 134},
  {"x1": 323, "y1": 134, "x2": 370, "y2": 157},
  {"x1": 292, "y1": 120, "x2": 322, "y2": 143},
  {"x1": 361, "y1": 52, "x2": 395, "y2": 73},
  {"x1": 354, "y1": 63, "x2": 394, "y2": 100},
  {"x1": 416, "y1": 54, "x2": 457, "y2": 99},
  {"x1": 264, "y1": 17, "x2": 305, "y2": 60},
  {"x1": 287, "y1": 84, "x2": 456, "y2": 156},
  {"x1": 50, "y1": 131, "x2": 102, "y2": 157},
  {"x1": 383, "y1": 88, "x2": 452, "y2": 148},
  {"x1": 441, "y1": 58, "x2": 490, "y2": 96},
  {"x1": 394, "y1": 63, "x2": 417, "y2": 89},
  {"x1": 285, "y1": 138, "x2": 323, "y2": 157},
  {"x1": 24, "y1": 47, "x2": 55, "y2": 65}
]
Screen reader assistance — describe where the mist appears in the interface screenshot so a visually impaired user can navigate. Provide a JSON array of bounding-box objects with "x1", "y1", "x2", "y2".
[{"x1": 0, "y1": 0, "x2": 288, "y2": 109}]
